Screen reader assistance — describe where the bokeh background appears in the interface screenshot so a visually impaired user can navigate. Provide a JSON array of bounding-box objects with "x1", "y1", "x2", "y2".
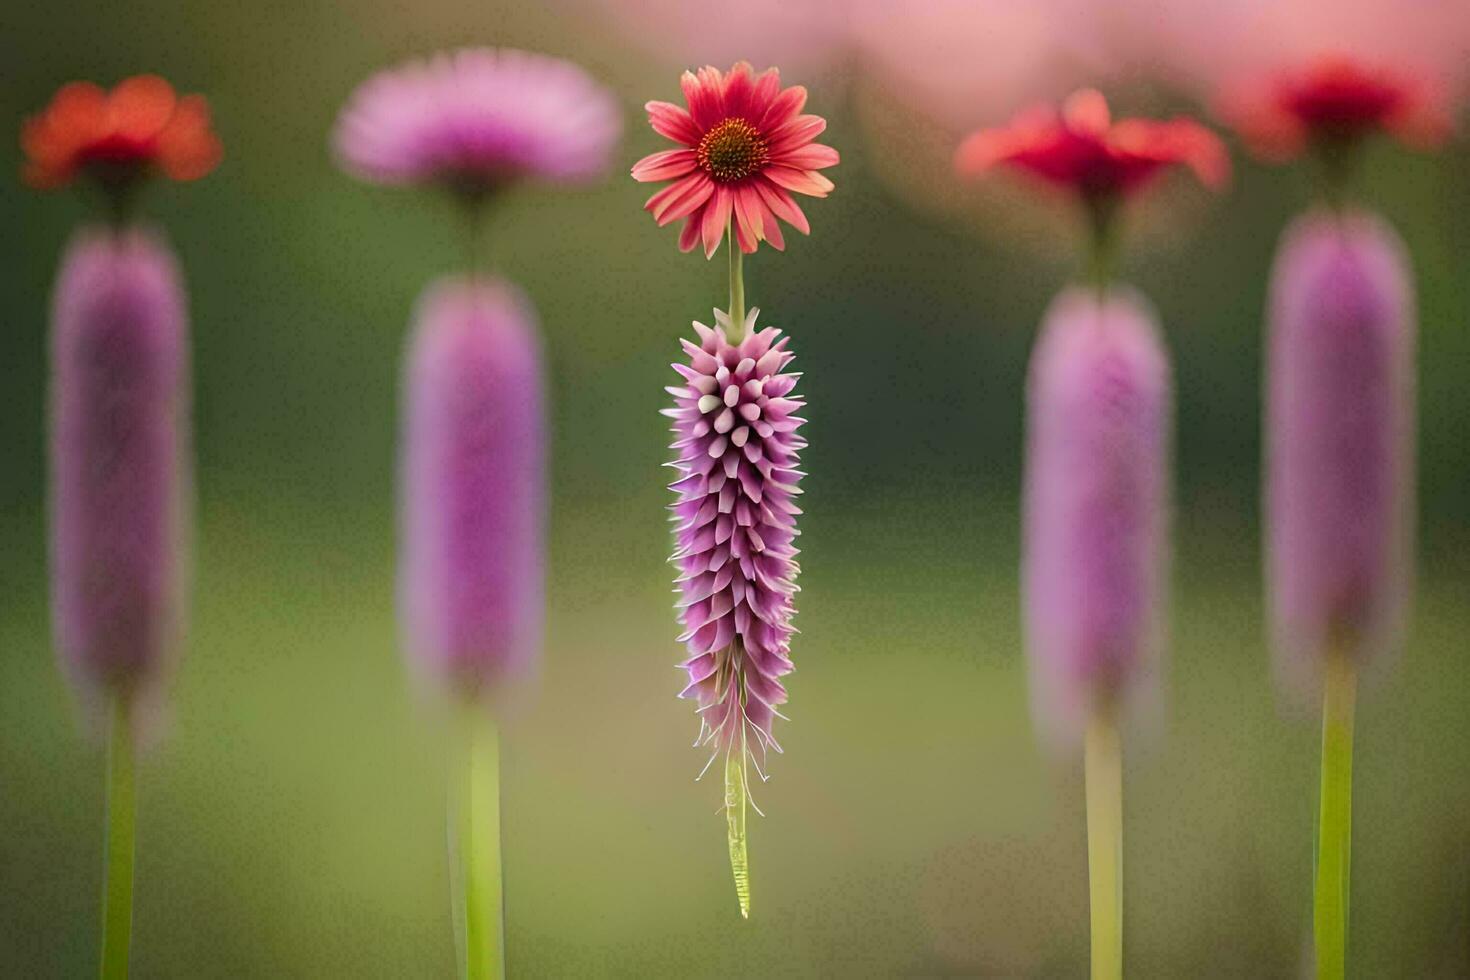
[{"x1": 4, "y1": 1, "x2": 1470, "y2": 976}]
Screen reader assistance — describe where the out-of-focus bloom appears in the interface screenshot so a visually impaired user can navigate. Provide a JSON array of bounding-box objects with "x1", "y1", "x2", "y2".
[
  {"x1": 1024, "y1": 286, "x2": 1170, "y2": 740},
  {"x1": 51, "y1": 228, "x2": 190, "y2": 711},
  {"x1": 400, "y1": 278, "x2": 546, "y2": 696},
  {"x1": 1222, "y1": 55, "x2": 1452, "y2": 162},
  {"x1": 632, "y1": 62, "x2": 838, "y2": 257},
  {"x1": 22, "y1": 76, "x2": 222, "y2": 190},
  {"x1": 665, "y1": 308, "x2": 804, "y2": 770},
  {"x1": 1265, "y1": 210, "x2": 1413, "y2": 680},
  {"x1": 956, "y1": 88, "x2": 1229, "y2": 200},
  {"x1": 335, "y1": 48, "x2": 621, "y2": 192}
]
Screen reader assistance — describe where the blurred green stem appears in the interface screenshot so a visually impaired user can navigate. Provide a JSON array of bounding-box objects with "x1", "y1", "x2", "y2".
[
  {"x1": 1085, "y1": 698, "x2": 1122, "y2": 980},
  {"x1": 1315, "y1": 649, "x2": 1356, "y2": 980},
  {"x1": 458, "y1": 708, "x2": 504, "y2": 980},
  {"x1": 727, "y1": 222, "x2": 746, "y2": 342},
  {"x1": 101, "y1": 692, "x2": 135, "y2": 980}
]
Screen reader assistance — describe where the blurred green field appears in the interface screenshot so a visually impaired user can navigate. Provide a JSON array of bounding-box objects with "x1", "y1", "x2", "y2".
[{"x1": 2, "y1": 491, "x2": 1467, "y2": 977}]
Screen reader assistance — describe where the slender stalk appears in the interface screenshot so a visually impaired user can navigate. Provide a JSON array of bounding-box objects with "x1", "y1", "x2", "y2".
[
  {"x1": 726, "y1": 222, "x2": 746, "y2": 342},
  {"x1": 1085, "y1": 698, "x2": 1123, "y2": 980},
  {"x1": 1314, "y1": 648, "x2": 1357, "y2": 980},
  {"x1": 101, "y1": 692, "x2": 136, "y2": 980},
  {"x1": 724, "y1": 719, "x2": 751, "y2": 919},
  {"x1": 458, "y1": 708, "x2": 504, "y2": 980}
]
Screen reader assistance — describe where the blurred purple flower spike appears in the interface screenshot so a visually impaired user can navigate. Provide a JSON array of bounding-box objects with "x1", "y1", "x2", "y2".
[
  {"x1": 1023, "y1": 285, "x2": 1171, "y2": 744},
  {"x1": 399, "y1": 277, "x2": 546, "y2": 699},
  {"x1": 51, "y1": 227, "x2": 189, "y2": 728},
  {"x1": 1265, "y1": 209, "x2": 1414, "y2": 686}
]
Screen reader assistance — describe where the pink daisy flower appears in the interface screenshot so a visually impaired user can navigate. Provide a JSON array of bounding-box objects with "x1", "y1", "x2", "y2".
[
  {"x1": 334, "y1": 48, "x2": 622, "y2": 192},
  {"x1": 631, "y1": 61, "x2": 839, "y2": 258}
]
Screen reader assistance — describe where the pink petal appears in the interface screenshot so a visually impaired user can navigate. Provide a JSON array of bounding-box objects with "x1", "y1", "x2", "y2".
[
  {"x1": 771, "y1": 143, "x2": 839, "y2": 170},
  {"x1": 768, "y1": 114, "x2": 827, "y2": 151},
  {"x1": 701, "y1": 185, "x2": 733, "y2": 258},
  {"x1": 763, "y1": 165, "x2": 834, "y2": 198},
  {"x1": 733, "y1": 207, "x2": 759, "y2": 253},
  {"x1": 646, "y1": 173, "x2": 714, "y2": 225},
  {"x1": 754, "y1": 195, "x2": 786, "y2": 250},
  {"x1": 646, "y1": 101, "x2": 701, "y2": 146},
  {"x1": 753, "y1": 177, "x2": 810, "y2": 234},
  {"x1": 749, "y1": 68, "x2": 782, "y2": 121},
  {"x1": 682, "y1": 70, "x2": 721, "y2": 130},
  {"x1": 631, "y1": 148, "x2": 698, "y2": 182},
  {"x1": 733, "y1": 184, "x2": 765, "y2": 244},
  {"x1": 760, "y1": 85, "x2": 807, "y2": 130},
  {"x1": 678, "y1": 213, "x2": 702, "y2": 252},
  {"x1": 723, "y1": 61, "x2": 756, "y2": 121}
]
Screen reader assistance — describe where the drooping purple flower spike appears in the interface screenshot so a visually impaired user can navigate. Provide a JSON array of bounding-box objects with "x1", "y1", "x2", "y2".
[
  {"x1": 665, "y1": 306, "x2": 805, "y2": 790},
  {"x1": 399, "y1": 277, "x2": 546, "y2": 698},
  {"x1": 1266, "y1": 209, "x2": 1414, "y2": 684},
  {"x1": 51, "y1": 227, "x2": 190, "y2": 721},
  {"x1": 1023, "y1": 286, "x2": 1171, "y2": 743}
]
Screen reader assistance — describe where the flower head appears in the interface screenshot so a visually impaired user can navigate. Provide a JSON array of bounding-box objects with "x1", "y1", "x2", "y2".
[
  {"x1": 335, "y1": 48, "x2": 621, "y2": 194},
  {"x1": 400, "y1": 278, "x2": 546, "y2": 697},
  {"x1": 1221, "y1": 55, "x2": 1451, "y2": 162},
  {"x1": 956, "y1": 88, "x2": 1229, "y2": 201},
  {"x1": 1024, "y1": 286, "x2": 1170, "y2": 741},
  {"x1": 1266, "y1": 210, "x2": 1413, "y2": 685},
  {"x1": 665, "y1": 308, "x2": 805, "y2": 775},
  {"x1": 51, "y1": 227, "x2": 190, "y2": 721},
  {"x1": 633, "y1": 62, "x2": 839, "y2": 257},
  {"x1": 22, "y1": 75, "x2": 222, "y2": 191}
]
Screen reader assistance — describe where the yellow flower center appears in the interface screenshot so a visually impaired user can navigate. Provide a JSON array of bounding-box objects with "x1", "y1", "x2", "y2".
[{"x1": 697, "y1": 118, "x2": 769, "y2": 183}]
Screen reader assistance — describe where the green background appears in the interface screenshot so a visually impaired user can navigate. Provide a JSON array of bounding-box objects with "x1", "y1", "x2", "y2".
[{"x1": 3, "y1": 3, "x2": 1469, "y2": 976}]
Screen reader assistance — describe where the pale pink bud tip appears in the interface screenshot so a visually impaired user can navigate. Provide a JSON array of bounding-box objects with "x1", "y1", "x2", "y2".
[
  {"x1": 1266, "y1": 209, "x2": 1414, "y2": 681},
  {"x1": 51, "y1": 227, "x2": 190, "y2": 707},
  {"x1": 399, "y1": 277, "x2": 546, "y2": 697},
  {"x1": 1024, "y1": 287, "x2": 1171, "y2": 741}
]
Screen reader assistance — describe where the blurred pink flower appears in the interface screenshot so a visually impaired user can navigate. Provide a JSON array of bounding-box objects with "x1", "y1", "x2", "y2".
[
  {"x1": 51, "y1": 227, "x2": 189, "y2": 721},
  {"x1": 955, "y1": 88, "x2": 1229, "y2": 199},
  {"x1": 400, "y1": 277, "x2": 546, "y2": 697},
  {"x1": 1220, "y1": 55, "x2": 1452, "y2": 162},
  {"x1": 1024, "y1": 286, "x2": 1170, "y2": 742},
  {"x1": 1265, "y1": 210, "x2": 1414, "y2": 684},
  {"x1": 632, "y1": 61, "x2": 838, "y2": 257},
  {"x1": 334, "y1": 48, "x2": 621, "y2": 192}
]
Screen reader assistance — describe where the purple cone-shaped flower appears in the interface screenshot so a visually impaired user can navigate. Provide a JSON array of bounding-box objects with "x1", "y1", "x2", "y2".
[
  {"x1": 51, "y1": 227, "x2": 190, "y2": 714},
  {"x1": 1266, "y1": 209, "x2": 1414, "y2": 681},
  {"x1": 1023, "y1": 286, "x2": 1171, "y2": 741},
  {"x1": 665, "y1": 308, "x2": 805, "y2": 773},
  {"x1": 400, "y1": 277, "x2": 546, "y2": 696}
]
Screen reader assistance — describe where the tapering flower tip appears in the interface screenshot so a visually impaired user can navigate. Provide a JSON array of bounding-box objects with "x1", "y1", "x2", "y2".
[
  {"x1": 665, "y1": 308, "x2": 805, "y2": 772},
  {"x1": 955, "y1": 88, "x2": 1230, "y2": 203},
  {"x1": 1023, "y1": 286, "x2": 1171, "y2": 742},
  {"x1": 633, "y1": 62, "x2": 839, "y2": 257},
  {"x1": 334, "y1": 48, "x2": 621, "y2": 195},
  {"x1": 1221, "y1": 55, "x2": 1452, "y2": 164},
  {"x1": 51, "y1": 227, "x2": 190, "y2": 717},
  {"x1": 400, "y1": 277, "x2": 546, "y2": 699},
  {"x1": 1266, "y1": 209, "x2": 1413, "y2": 685},
  {"x1": 22, "y1": 75, "x2": 222, "y2": 191}
]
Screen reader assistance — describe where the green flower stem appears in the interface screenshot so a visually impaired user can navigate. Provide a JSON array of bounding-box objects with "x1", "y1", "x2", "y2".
[
  {"x1": 101, "y1": 692, "x2": 136, "y2": 980},
  {"x1": 724, "y1": 725, "x2": 751, "y2": 919},
  {"x1": 458, "y1": 708, "x2": 504, "y2": 980},
  {"x1": 1314, "y1": 649, "x2": 1357, "y2": 980},
  {"x1": 726, "y1": 222, "x2": 746, "y2": 342},
  {"x1": 1085, "y1": 698, "x2": 1123, "y2": 980}
]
